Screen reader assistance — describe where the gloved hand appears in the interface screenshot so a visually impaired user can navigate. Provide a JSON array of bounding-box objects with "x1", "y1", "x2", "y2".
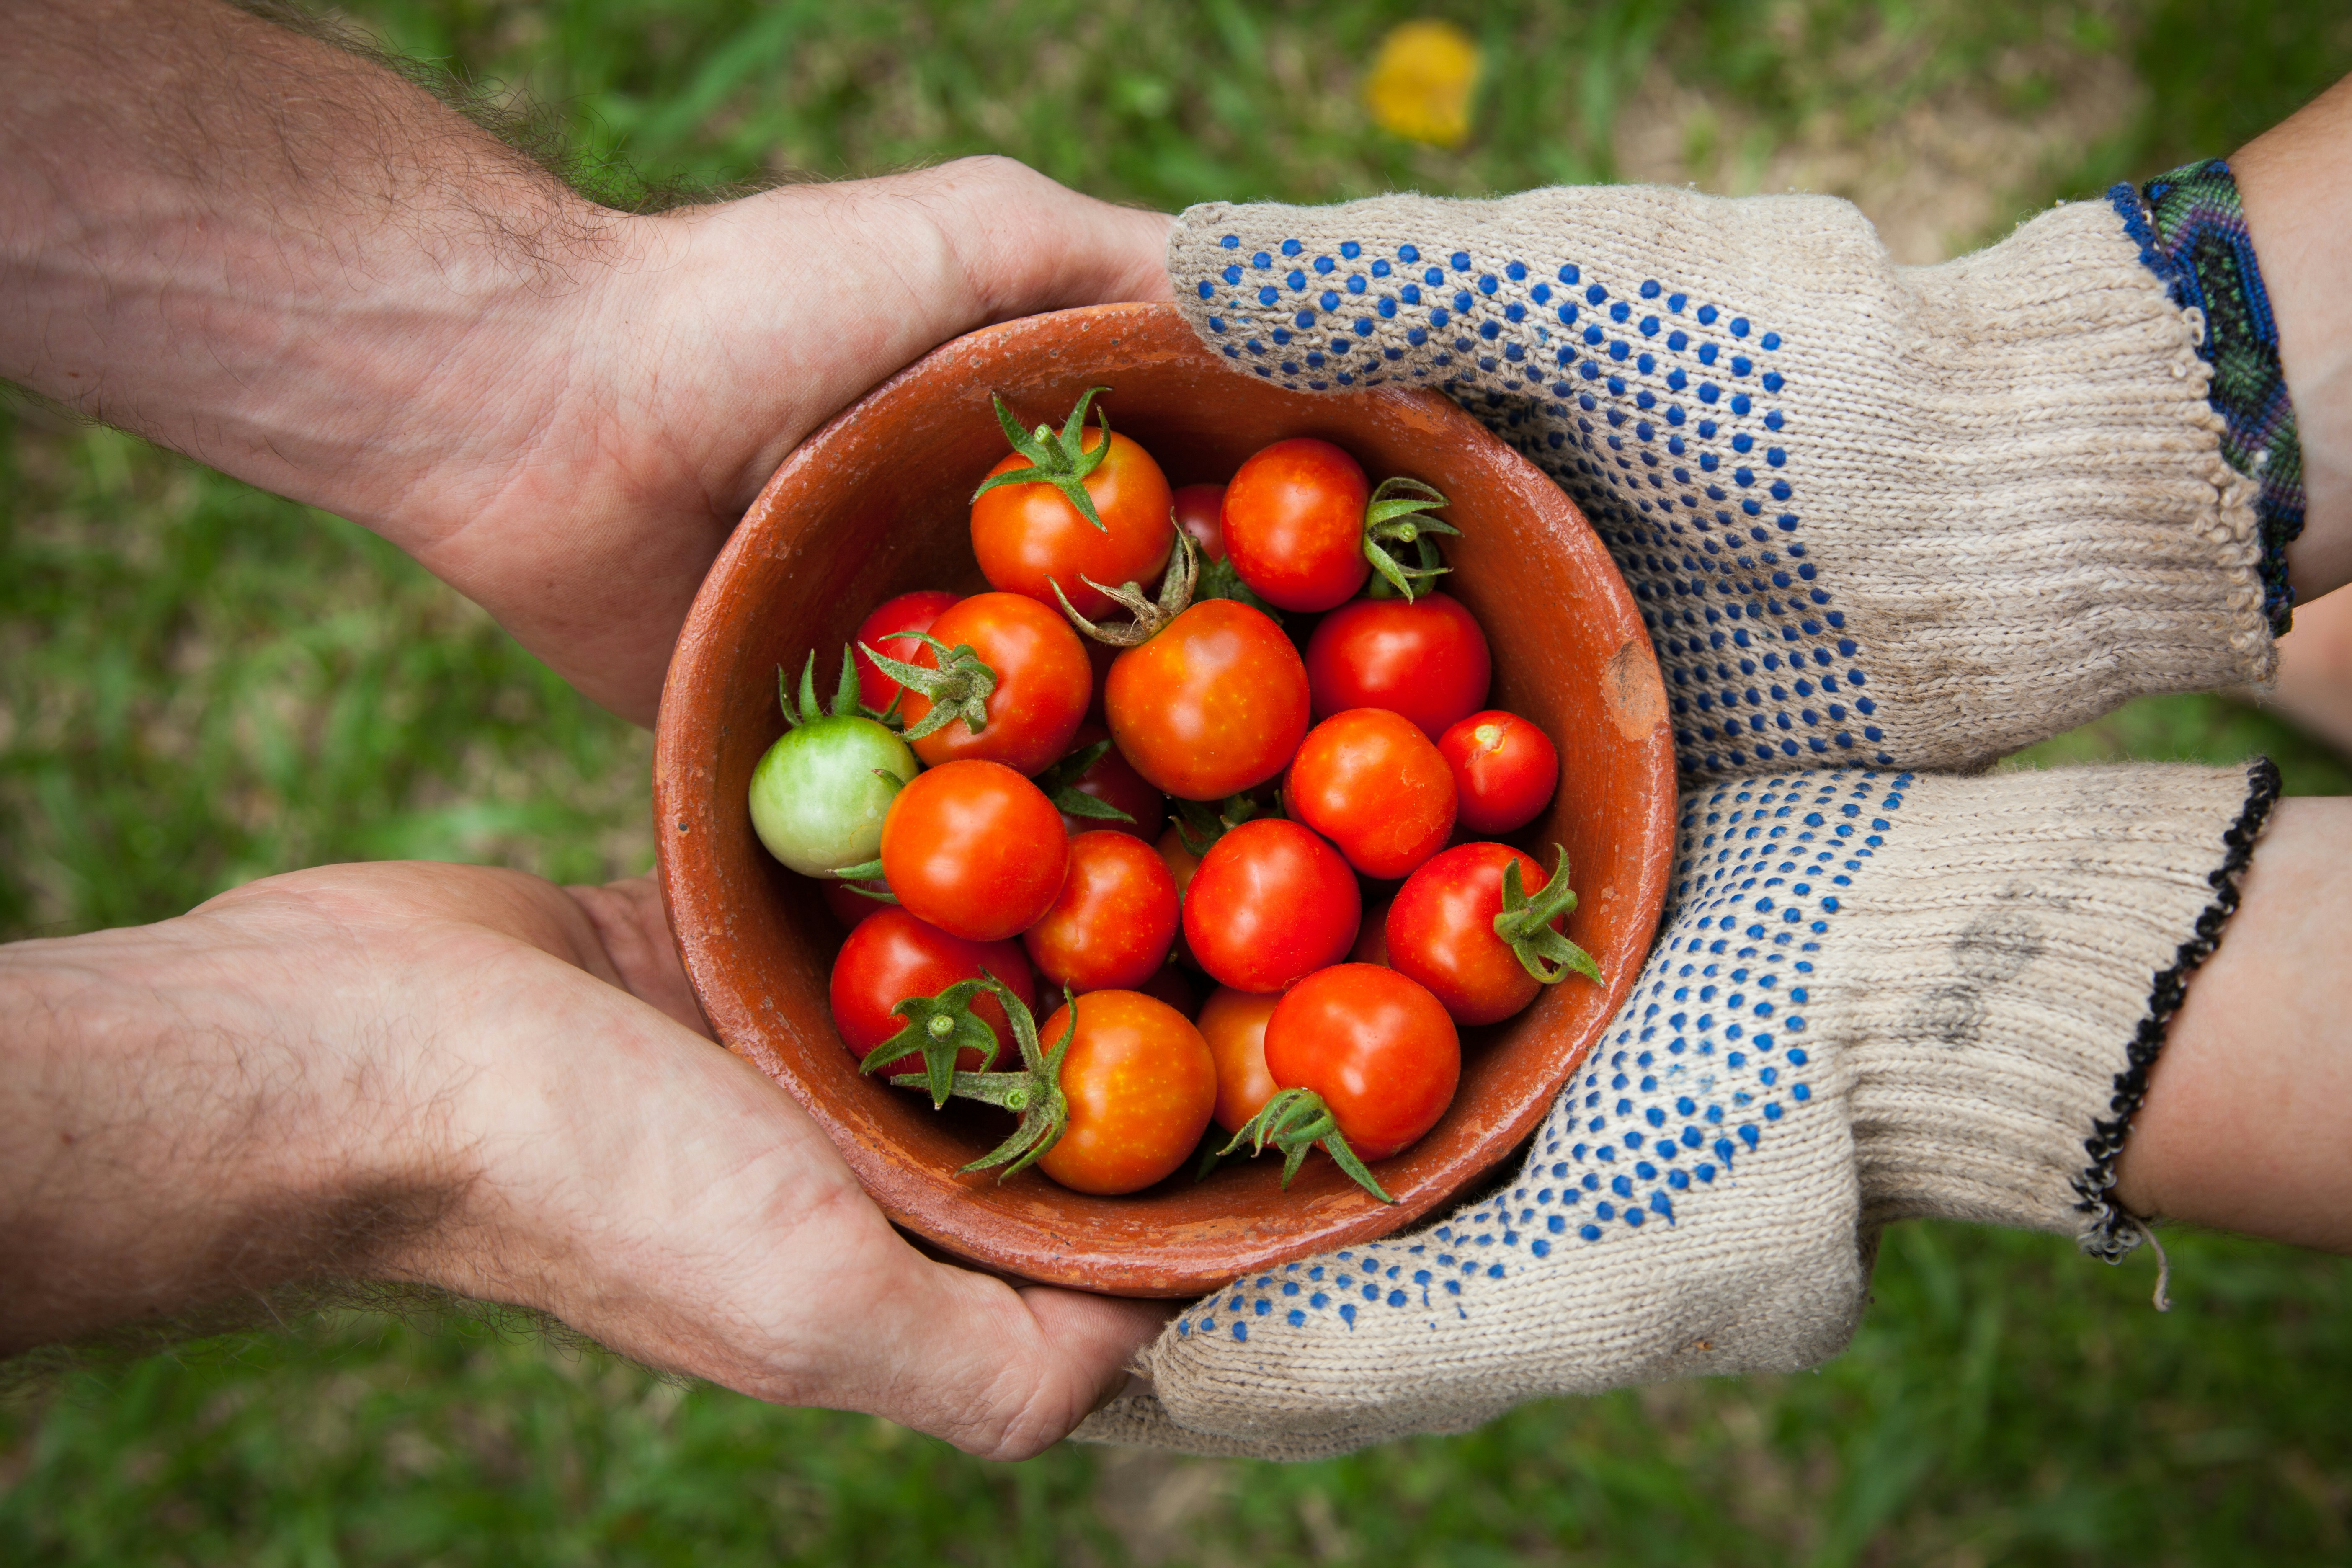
[
  {"x1": 1079, "y1": 760, "x2": 2278, "y2": 1459},
  {"x1": 1161, "y1": 181, "x2": 2280, "y2": 779},
  {"x1": 1073, "y1": 174, "x2": 2302, "y2": 1459}
]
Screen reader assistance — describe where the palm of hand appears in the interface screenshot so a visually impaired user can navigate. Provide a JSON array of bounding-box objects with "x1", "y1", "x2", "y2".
[{"x1": 197, "y1": 861, "x2": 1163, "y2": 1458}]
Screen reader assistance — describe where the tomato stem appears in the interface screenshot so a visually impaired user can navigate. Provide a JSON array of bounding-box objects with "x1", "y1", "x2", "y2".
[
  {"x1": 857, "y1": 976, "x2": 1006, "y2": 1108},
  {"x1": 1032, "y1": 739, "x2": 1137, "y2": 825},
  {"x1": 1170, "y1": 792, "x2": 1261, "y2": 857},
  {"x1": 971, "y1": 387, "x2": 1116, "y2": 531},
  {"x1": 1360, "y1": 477, "x2": 1458, "y2": 603},
  {"x1": 856, "y1": 632, "x2": 998, "y2": 743},
  {"x1": 1220, "y1": 1086, "x2": 1395, "y2": 1203},
  {"x1": 888, "y1": 977, "x2": 1078, "y2": 1180},
  {"x1": 781, "y1": 645, "x2": 905, "y2": 729},
  {"x1": 1494, "y1": 844, "x2": 1604, "y2": 985},
  {"x1": 1051, "y1": 526, "x2": 1199, "y2": 648},
  {"x1": 1193, "y1": 550, "x2": 1282, "y2": 621}
]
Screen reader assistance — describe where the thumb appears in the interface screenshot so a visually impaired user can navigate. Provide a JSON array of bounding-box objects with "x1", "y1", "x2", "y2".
[{"x1": 883, "y1": 155, "x2": 1177, "y2": 324}]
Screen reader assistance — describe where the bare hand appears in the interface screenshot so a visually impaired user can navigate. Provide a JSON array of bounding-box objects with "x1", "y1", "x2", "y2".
[{"x1": 0, "y1": 863, "x2": 1165, "y2": 1457}]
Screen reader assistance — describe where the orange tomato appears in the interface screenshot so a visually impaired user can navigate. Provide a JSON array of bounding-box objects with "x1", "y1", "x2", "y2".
[
  {"x1": 1197, "y1": 986, "x2": 1282, "y2": 1135},
  {"x1": 971, "y1": 428, "x2": 1173, "y2": 620},
  {"x1": 1034, "y1": 990, "x2": 1217, "y2": 1195}
]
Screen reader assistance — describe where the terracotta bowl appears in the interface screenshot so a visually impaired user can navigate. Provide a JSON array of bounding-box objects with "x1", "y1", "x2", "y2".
[{"x1": 654, "y1": 302, "x2": 1675, "y2": 1297}]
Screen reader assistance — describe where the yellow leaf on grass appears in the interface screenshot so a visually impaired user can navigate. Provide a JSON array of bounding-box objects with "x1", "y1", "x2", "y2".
[{"x1": 1363, "y1": 20, "x2": 1482, "y2": 149}]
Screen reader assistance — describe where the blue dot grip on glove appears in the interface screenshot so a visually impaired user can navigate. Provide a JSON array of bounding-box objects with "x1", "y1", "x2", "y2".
[
  {"x1": 1166, "y1": 187, "x2": 2276, "y2": 781},
  {"x1": 1078, "y1": 761, "x2": 2277, "y2": 1460}
]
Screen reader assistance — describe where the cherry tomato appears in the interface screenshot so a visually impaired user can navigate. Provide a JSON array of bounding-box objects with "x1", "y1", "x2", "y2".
[
  {"x1": 1034, "y1": 990, "x2": 1217, "y2": 1196},
  {"x1": 1182, "y1": 818, "x2": 1360, "y2": 993},
  {"x1": 1106, "y1": 600, "x2": 1309, "y2": 799},
  {"x1": 972, "y1": 428, "x2": 1173, "y2": 620},
  {"x1": 1285, "y1": 708, "x2": 1457, "y2": 879},
  {"x1": 1264, "y1": 965, "x2": 1459, "y2": 1160},
  {"x1": 1304, "y1": 592, "x2": 1491, "y2": 741},
  {"x1": 829, "y1": 907, "x2": 1038, "y2": 1077},
  {"x1": 1052, "y1": 724, "x2": 1166, "y2": 842},
  {"x1": 1220, "y1": 438, "x2": 1371, "y2": 611},
  {"x1": 1386, "y1": 842, "x2": 1556, "y2": 1025},
  {"x1": 1350, "y1": 897, "x2": 1392, "y2": 966},
  {"x1": 1022, "y1": 830, "x2": 1180, "y2": 993},
  {"x1": 1439, "y1": 710, "x2": 1560, "y2": 835},
  {"x1": 853, "y1": 589, "x2": 959, "y2": 714},
  {"x1": 880, "y1": 760, "x2": 1068, "y2": 942},
  {"x1": 901, "y1": 592, "x2": 1091, "y2": 776},
  {"x1": 1197, "y1": 986, "x2": 1281, "y2": 1135},
  {"x1": 821, "y1": 876, "x2": 894, "y2": 931},
  {"x1": 1171, "y1": 482, "x2": 1228, "y2": 561}
]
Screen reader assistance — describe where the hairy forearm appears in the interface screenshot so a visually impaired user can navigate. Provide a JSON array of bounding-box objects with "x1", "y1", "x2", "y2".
[
  {"x1": 0, "y1": 910, "x2": 462, "y2": 1351},
  {"x1": 0, "y1": 0, "x2": 613, "y2": 539}
]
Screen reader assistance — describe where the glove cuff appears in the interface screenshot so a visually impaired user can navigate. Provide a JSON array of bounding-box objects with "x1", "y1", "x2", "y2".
[
  {"x1": 1170, "y1": 190, "x2": 2272, "y2": 776},
  {"x1": 1828, "y1": 761, "x2": 2280, "y2": 1252}
]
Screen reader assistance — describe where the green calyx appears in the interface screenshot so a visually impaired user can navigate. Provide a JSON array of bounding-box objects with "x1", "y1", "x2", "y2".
[
  {"x1": 1496, "y1": 845, "x2": 1604, "y2": 986},
  {"x1": 971, "y1": 387, "x2": 1116, "y2": 531},
  {"x1": 1052, "y1": 526, "x2": 1199, "y2": 648},
  {"x1": 858, "y1": 977, "x2": 1003, "y2": 1108},
  {"x1": 1171, "y1": 790, "x2": 1260, "y2": 857},
  {"x1": 781, "y1": 645, "x2": 903, "y2": 730},
  {"x1": 1221, "y1": 1087, "x2": 1395, "y2": 1203},
  {"x1": 855, "y1": 632, "x2": 998, "y2": 744},
  {"x1": 1032, "y1": 739, "x2": 1135, "y2": 826},
  {"x1": 1361, "y1": 476, "x2": 1458, "y2": 602},
  {"x1": 888, "y1": 977, "x2": 1077, "y2": 1180}
]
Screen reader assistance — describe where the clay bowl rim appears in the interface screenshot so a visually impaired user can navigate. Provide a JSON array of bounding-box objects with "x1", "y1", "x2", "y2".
[{"x1": 653, "y1": 301, "x2": 1676, "y2": 1297}]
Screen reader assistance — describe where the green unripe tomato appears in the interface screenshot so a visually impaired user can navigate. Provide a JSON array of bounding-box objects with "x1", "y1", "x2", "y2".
[{"x1": 748, "y1": 714, "x2": 919, "y2": 875}]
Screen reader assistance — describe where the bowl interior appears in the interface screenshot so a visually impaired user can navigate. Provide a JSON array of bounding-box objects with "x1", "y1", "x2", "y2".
[{"x1": 655, "y1": 303, "x2": 1674, "y2": 1297}]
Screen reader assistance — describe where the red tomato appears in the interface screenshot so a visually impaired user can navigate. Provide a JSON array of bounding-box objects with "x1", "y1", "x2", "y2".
[
  {"x1": 1220, "y1": 438, "x2": 1371, "y2": 611},
  {"x1": 829, "y1": 907, "x2": 1038, "y2": 1076},
  {"x1": 972, "y1": 428, "x2": 1173, "y2": 620},
  {"x1": 1106, "y1": 600, "x2": 1310, "y2": 799},
  {"x1": 1386, "y1": 842, "x2": 1556, "y2": 1025},
  {"x1": 1182, "y1": 819, "x2": 1360, "y2": 993},
  {"x1": 1021, "y1": 831, "x2": 1180, "y2": 993},
  {"x1": 1304, "y1": 593, "x2": 1493, "y2": 739},
  {"x1": 1052, "y1": 724, "x2": 1166, "y2": 842},
  {"x1": 1264, "y1": 965, "x2": 1460, "y2": 1160},
  {"x1": 1197, "y1": 986, "x2": 1282, "y2": 1135},
  {"x1": 853, "y1": 589, "x2": 959, "y2": 714},
  {"x1": 1034, "y1": 990, "x2": 1217, "y2": 1195},
  {"x1": 1439, "y1": 710, "x2": 1560, "y2": 835},
  {"x1": 1171, "y1": 482, "x2": 1228, "y2": 561},
  {"x1": 1285, "y1": 708, "x2": 1457, "y2": 879},
  {"x1": 1350, "y1": 897, "x2": 1392, "y2": 966},
  {"x1": 820, "y1": 876, "x2": 894, "y2": 931},
  {"x1": 901, "y1": 592, "x2": 1090, "y2": 776},
  {"x1": 880, "y1": 760, "x2": 1068, "y2": 942}
]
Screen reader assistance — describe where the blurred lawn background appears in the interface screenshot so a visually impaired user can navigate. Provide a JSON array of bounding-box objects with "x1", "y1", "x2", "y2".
[{"x1": 7, "y1": 0, "x2": 2352, "y2": 1562}]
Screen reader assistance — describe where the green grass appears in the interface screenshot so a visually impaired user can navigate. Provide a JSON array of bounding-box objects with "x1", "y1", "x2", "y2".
[{"x1": 8, "y1": 0, "x2": 2352, "y2": 1562}]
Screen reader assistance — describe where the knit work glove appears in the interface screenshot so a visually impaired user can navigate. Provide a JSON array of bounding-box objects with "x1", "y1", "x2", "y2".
[
  {"x1": 1075, "y1": 761, "x2": 2277, "y2": 1460},
  {"x1": 1166, "y1": 187, "x2": 2276, "y2": 779}
]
